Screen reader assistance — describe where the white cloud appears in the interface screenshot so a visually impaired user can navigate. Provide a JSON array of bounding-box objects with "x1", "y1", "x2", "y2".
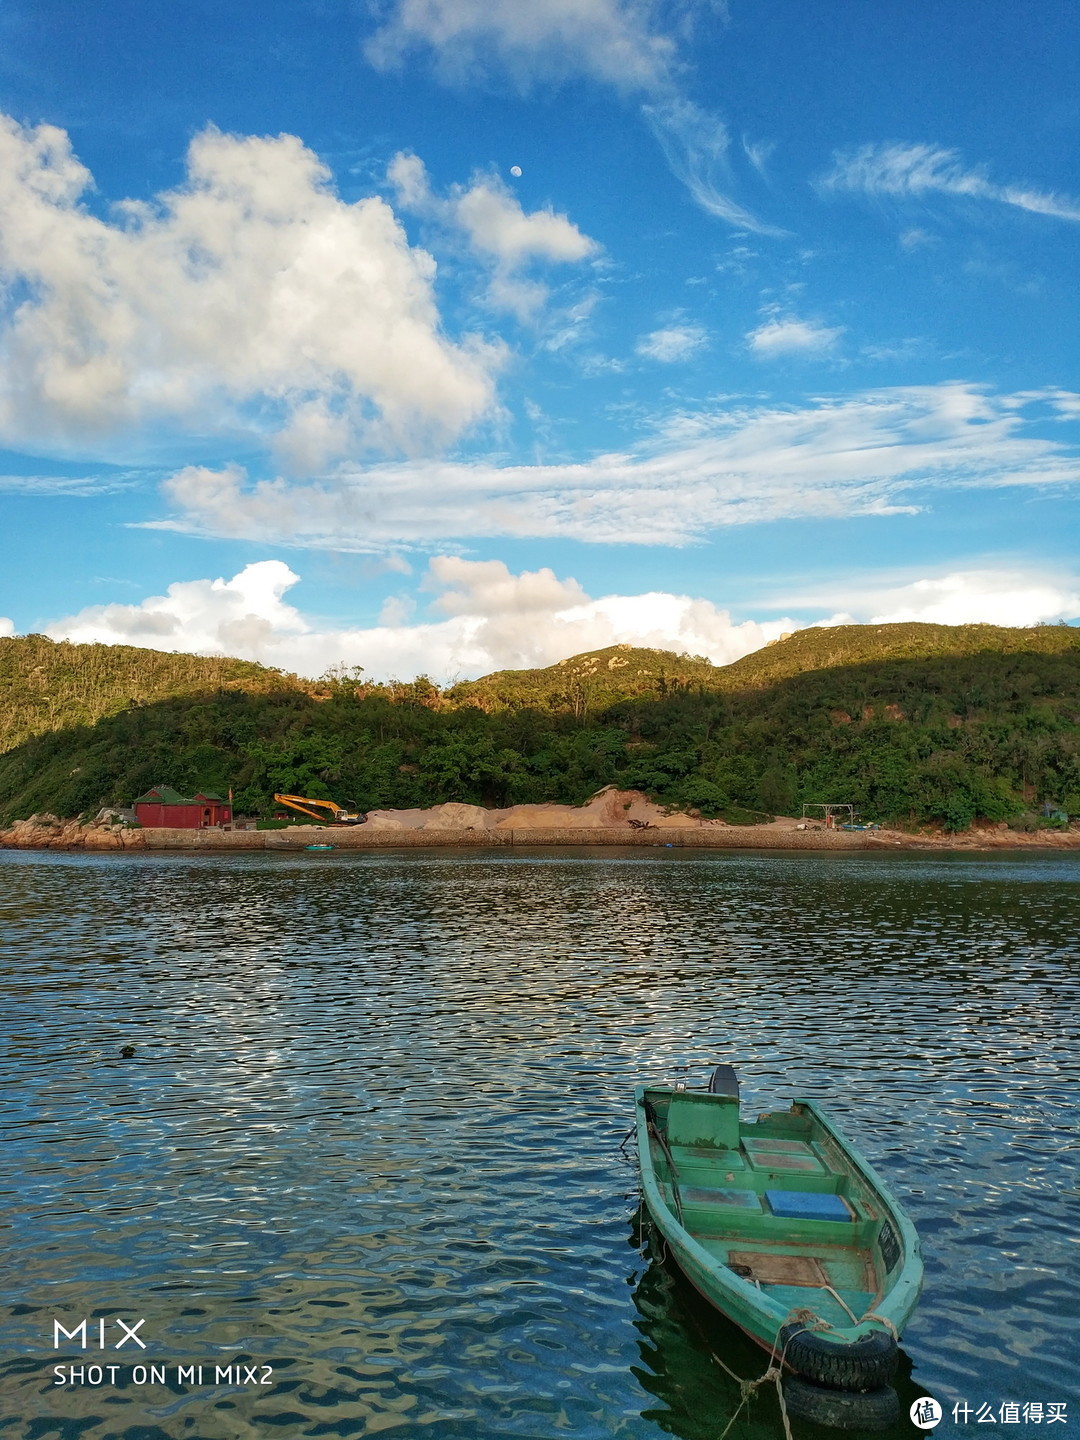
[
  {"x1": 0, "y1": 617, "x2": 13, "y2": 638},
  {"x1": 42, "y1": 558, "x2": 1080, "y2": 685},
  {"x1": 368, "y1": 4, "x2": 773, "y2": 239},
  {"x1": 742, "y1": 136, "x2": 775, "y2": 178},
  {"x1": 48, "y1": 561, "x2": 309, "y2": 658},
  {"x1": 643, "y1": 98, "x2": 784, "y2": 235},
  {"x1": 746, "y1": 317, "x2": 844, "y2": 358},
  {"x1": 388, "y1": 153, "x2": 597, "y2": 318},
  {"x1": 427, "y1": 554, "x2": 587, "y2": 616},
  {"x1": 45, "y1": 557, "x2": 795, "y2": 681},
  {"x1": 867, "y1": 572, "x2": 1080, "y2": 627},
  {"x1": 541, "y1": 290, "x2": 604, "y2": 354},
  {"x1": 0, "y1": 473, "x2": 136, "y2": 495},
  {"x1": 774, "y1": 568, "x2": 1080, "y2": 628},
  {"x1": 149, "y1": 384, "x2": 1080, "y2": 550},
  {"x1": 364, "y1": 0, "x2": 698, "y2": 94},
  {"x1": 636, "y1": 323, "x2": 707, "y2": 362},
  {"x1": 899, "y1": 226, "x2": 936, "y2": 251},
  {"x1": 860, "y1": 337, "x2": 930, "y2": 364},
  {"x1": 823, "y1": 142, "x2": 1080, "y2": 224},
  {"x1": 366, "y1": 9, "x2": 762, "y2": 236},
  {"x1": 0, "y1": 115, "x2": 499, "y2": 470}
]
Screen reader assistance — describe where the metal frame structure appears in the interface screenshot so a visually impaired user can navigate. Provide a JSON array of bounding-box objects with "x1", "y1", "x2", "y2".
[{"x1": 801, "y1": 803, "x2": 855, "y2": 827}]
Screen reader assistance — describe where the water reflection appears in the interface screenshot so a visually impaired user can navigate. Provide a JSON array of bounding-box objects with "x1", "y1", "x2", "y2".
[
  {"x1": 0, "y1": 848, "x2": 1077, "y2": 1437},
  {"x1": 630, "y1": 1207, "x2": 780, "y2": 1440},
  {"x1": 628, "y1": 1208, "x2": 930, "y2": 1440}
]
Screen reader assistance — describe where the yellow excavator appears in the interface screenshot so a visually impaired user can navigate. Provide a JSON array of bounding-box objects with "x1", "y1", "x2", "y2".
[{"x1": 273, "y1": 793, "x2": 366, "y2": 826}]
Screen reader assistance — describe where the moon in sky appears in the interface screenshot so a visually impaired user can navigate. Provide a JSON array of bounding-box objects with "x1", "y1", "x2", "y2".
[{"x1": 510, "y1": 165, "x2": 522, "y2": 177}]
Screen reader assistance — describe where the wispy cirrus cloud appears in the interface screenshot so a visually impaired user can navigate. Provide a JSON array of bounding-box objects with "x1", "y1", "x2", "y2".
[
  {"x1": 0, "y1": 472, "x2": 143, "y2": 495},
  {"x1": 145, "y1": 384, "x2": 1080, "y2": 552},
  {"x1": 365, "y1": 5, "x2": 774, "y2": 237},
  {"x1": 643, "y1": 98, "x2": 785, "y2": 236},
  {"x1": 822, "y1": 141, "x2": 1080, "y2": 224}
]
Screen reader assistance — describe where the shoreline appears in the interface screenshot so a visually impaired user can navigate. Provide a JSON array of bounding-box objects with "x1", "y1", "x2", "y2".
[{"x1": 3, "y1": 821, "x2": 1079, "y2": 854}]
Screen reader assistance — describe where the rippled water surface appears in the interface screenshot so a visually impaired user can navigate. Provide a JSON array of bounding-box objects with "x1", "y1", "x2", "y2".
[{"x1": 1, "y1": 847, "x2": 1078, "y2": 1438}]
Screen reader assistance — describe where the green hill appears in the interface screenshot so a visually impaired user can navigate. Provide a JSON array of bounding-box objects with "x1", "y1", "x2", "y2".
[
  {"x1": 0, "y1": 633, "x2": 308, "y2": 754},
  {"x1": 450, "y1": 624, "x2": 1080, "y2": 711},
  {"x1": 716, "y1": 621, "x2": 1080, "y2": 689},
  {"x1": 447, "y1": 645, "x2": 722, "y2": 714},
  {"x1": 1, "y1": 622, "x2": 1078, "y2": 830}
]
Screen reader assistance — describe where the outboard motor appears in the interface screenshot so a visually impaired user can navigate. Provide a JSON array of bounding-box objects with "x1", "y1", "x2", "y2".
[{"x1": 707, "y1": 1063, "x2": 739, "y2": 1100}]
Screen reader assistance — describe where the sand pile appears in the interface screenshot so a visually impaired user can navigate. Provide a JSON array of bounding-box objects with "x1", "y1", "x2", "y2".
[
  {"x1": 362, "y1": 802, "x2": 495, "y2": 832},
  {"x1": 362, "y1": 787, "x2": 705, "y2": 831}
]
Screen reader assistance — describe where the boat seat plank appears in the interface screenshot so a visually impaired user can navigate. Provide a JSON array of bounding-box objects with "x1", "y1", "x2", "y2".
[
  {"x1": 670, "y1": 1145, "x2": 846, "y2": 1198},
  {"x1": 686, "y1": 1211, "x2": 877, "y2": 1247},
  {"x1": 681, "y1": 1185, "x2": 761, "y2": 1210},
  {"x1": 745, "y1": 1142, "x2": 827, "y2": 1175},
  {"x1": 743, "y1": 1138, "x2": 818, "y2": 1157},
  {"x1": 669, "y1": 1145, "x2": 747, "y2": 1173}
]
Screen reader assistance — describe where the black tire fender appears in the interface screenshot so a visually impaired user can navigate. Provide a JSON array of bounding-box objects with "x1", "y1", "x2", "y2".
[
  {"x1": 780, "y1": 1323, "x2": 898, "y2": 1391},
  {"x1": 782, "y1": 1376, "x2": 899, "y2": 1432}
]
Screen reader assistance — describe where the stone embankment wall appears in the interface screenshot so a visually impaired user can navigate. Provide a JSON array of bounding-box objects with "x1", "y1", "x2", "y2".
[
  {"x1": 0, "y1": 818, "x2": 870, "y2": 852},
  {"x1": 7, "y1": 813, "x2": 1075, "y2": 853}
]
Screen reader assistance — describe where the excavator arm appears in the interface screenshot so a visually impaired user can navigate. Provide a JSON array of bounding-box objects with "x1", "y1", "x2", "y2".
[{"x1": 273, "y1": 793, "x2": 364, "y2": 825}]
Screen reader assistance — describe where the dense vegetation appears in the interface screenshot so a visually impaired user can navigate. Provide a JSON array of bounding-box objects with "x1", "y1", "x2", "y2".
[
  {"x1": 0, "y1": 634, "x2": 304, "y2": 753},
  {"x1": 2, "y1": 625, "x2": 1079, "y2": 831},
  {"x1": 450, "y1": 623, "x2": 1080, "y2": 709}
]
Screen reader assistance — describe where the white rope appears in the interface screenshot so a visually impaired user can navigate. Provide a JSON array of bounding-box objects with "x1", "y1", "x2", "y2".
[
  {"x1": 713, "y1": 1306, "x2": 825, "y2": 1440},
  {"x1": 819, "y1": 1284, "x2": 860, "y2": 1325},
  {"x1": 860, "y1": 1308, "x2": 899, "y2": 1341},
  {"x1": 814, "y1": 1282, "x2": 899, "y2": 1340}
]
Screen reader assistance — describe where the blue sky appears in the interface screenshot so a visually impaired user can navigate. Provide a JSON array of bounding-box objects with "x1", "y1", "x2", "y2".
[{"x1": 0, "y1": 0, "x2": 1078, "y2": 679}]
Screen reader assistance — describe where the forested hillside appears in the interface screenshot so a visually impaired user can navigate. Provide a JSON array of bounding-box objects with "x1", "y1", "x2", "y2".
[
  {"x1": 449, "y1": 623, "x2": 1080, "y2": 710},
  {"x1": 0, "y1": 634, "x2": 305, "y2": 753},
  {"x1": 1, "y1": 624, "x2": 1078, "y2": 830}
]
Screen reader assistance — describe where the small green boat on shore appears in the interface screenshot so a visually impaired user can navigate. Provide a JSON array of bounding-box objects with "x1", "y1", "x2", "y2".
[{"x1": 636, "y1": 1067, "x2": 923, "y2": 1427}]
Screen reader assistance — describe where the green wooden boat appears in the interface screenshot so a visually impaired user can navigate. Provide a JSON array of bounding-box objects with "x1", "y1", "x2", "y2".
[{"x1": 636, "y1": 1067, "x2": 923, "y2": 1400}]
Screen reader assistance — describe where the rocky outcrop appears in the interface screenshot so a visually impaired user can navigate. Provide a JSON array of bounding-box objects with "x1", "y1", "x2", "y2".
[{"x1": 0, "y1": 816, "x2": 141, "y2": 850}]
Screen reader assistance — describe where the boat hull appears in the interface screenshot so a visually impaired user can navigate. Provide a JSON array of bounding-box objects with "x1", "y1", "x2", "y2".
[{"x1": 635, "y1": 1083, "x2": 922, "y2": 1390}]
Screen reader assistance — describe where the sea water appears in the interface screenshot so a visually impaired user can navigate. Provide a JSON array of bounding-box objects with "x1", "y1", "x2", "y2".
[{"x1": 0, "y1": 847, "x2": 1077, "y2": 1438}]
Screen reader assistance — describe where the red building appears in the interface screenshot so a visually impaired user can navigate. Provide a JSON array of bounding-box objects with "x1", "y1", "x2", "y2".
[{"x1": 133, "y1": 786, "x2": 232, "y2": 829}]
